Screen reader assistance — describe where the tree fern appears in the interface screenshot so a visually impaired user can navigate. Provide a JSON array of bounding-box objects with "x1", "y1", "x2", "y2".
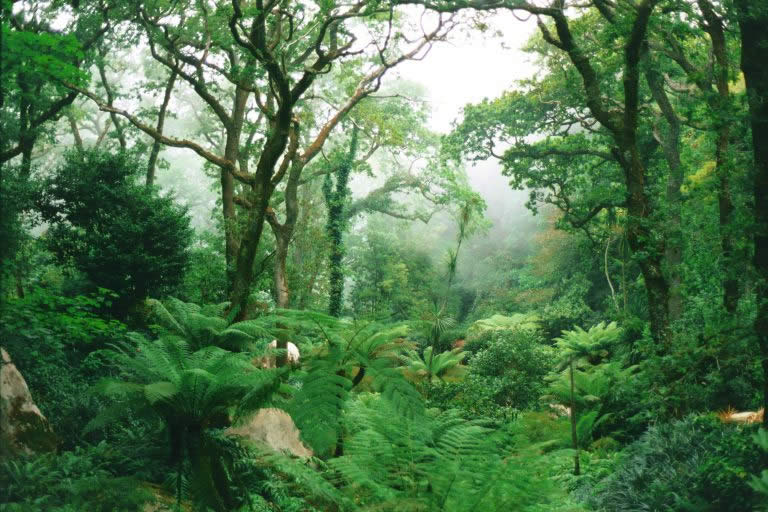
[
  {"x1": 400, "y1": 346, "x2": 468, "y2": 385},
  {"x1": 89, "y1": 334, "x2": 284, "y2": 511},
  {"x1": 289, "y1": 347, "x2": 352, "y2": 455},
  {"x1": 288, "y1": 320, "x2": 422, "y2": 455}
]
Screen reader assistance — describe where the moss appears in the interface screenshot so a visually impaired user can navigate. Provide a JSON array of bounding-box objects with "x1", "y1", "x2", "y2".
[{"x1": 7, "y1": 395, "x2": 57, "y2": 455}]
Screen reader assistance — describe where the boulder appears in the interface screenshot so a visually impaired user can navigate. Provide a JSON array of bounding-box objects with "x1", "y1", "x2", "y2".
[
  {"x1": 257, "y1": 340, "x2": 300, "y2": 369},
  {"x1": 227, "y1": 408, "x2": 312, "y2": 458},
  {"x1": 0, "y1": 347, "x2": 56, "y2": 458}
]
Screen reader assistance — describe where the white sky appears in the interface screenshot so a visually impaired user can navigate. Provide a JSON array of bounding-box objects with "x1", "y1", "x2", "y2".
[
  {"x1": 155, "y1": 10, "x2": 540, "y2": 230},
  {"x1": 395, "y1": 12, "x2": 537, "y2": 133},
  {"x1": 385, "y1": 12, "x2": 539, "y2": 239}
]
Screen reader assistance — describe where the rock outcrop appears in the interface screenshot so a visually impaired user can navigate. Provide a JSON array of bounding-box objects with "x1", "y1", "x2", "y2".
[
  {"x1": 257, "y1": 340, "x2": 300, "y2": 369},
  {"x1": 227, "y1": 408, "x2": 312, "y2": 458},
  {"x1": 0, "y1": 347, "x2": 56, "y2": 458}
]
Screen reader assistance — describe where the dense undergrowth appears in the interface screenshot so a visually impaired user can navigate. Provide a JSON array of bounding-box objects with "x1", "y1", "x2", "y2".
[
  {"x1": 4, "y1": 0, "x2": 768, "y2": 510},
  {"x1": 2, "y1": 288, "x2": 766, "y2": 511}
]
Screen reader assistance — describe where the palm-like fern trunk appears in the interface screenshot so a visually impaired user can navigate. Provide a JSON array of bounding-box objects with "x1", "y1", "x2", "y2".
[{"x1": 570, "y1": 361, "x2": 580, "y2": 476}]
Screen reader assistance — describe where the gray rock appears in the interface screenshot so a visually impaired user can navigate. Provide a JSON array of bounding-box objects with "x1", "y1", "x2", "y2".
[
  {"x1": 0, "y1": 347, "x2": 57, "y2": 458},
  {"x1": 227, "y1": 408, "x2": 312, "y2": 458}
]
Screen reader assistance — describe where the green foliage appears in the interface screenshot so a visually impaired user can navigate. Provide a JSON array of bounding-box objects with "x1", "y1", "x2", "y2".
[
  {"x1": 554, "y1": 322, "x2": 621, "y2": 370},
  {"x1": 178, "y1": 230, "x2": 228, "y2": 304},
  {"x1": 323, "y1": 126, "x2": 359, "y2": 317},
  {"x1": 0, "y1": 287, "x2": 127, "y2": 448},
  {"x1": 331, "y1": 395, "x2": 551, "y2": 511},
  {"x1": 750, "y1": 429, "x2": 768, "y2": 509},
  {"x1": 1, "y1": 25, "x2": 86, "y2": 86},
  {"x1": 144, "y1": 297, "x2": 276, "y2": 352},
  {"x1": 90, "y1": 334, "x2": 284, "y2": 511},
  {"x1": 0, "y1": 442, "x2": 151, "y2": 512},
  {"x1": 465, "y1": 313, "x2": 540, "y2": 342},
  {"x1": 400, "y1": 346, "x2": 467, "y2": 384},
  {"x1": 39, "y1": 150, "x2": 193, "y2": 314},
  {"x1": 288, "y1": 319, "x2": 422, "y2": 456},
  {"x1": 347, "y1": 219, "x2": 441, "y2": 319},
  {"x1": 469, "y1": 328, "x2": 554, "y2": 411},
  {"x1": 0, "y1": 165, "x2": 36, "y2": 294},
  {"x1": 583, "y1": 416, "x2": 766, "y2": 512}
]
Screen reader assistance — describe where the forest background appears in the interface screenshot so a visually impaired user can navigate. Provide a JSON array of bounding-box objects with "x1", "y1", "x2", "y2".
[{"x1": 2, "y1": 0, "x2": 768, "y2": 511}]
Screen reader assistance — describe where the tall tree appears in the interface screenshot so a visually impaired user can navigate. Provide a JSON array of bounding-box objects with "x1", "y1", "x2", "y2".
[
  {"x1": 734, "y1": 0, "x2": 768, "y2": 425},
  {"x1": 323, "y1": 126, "x2": 359, "y2": 316},
  {"x1": 439, "y1": 0, "x2": 670, "y2": 343},
  {"x1": 1, "y1": 1, "x2": 108, "y2": 174},
  {"x1": 262, "y1": 23, "x2": 453, "y2": 308},
  {"x1": 66, "y1": 1, "x2": 451, "y2": 320},
  {"x1": 658, "y1": 0, "x2": 742, "y2": 313}
]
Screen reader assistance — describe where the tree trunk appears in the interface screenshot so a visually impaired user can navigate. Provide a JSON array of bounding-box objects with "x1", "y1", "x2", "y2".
[
  {"x1": 645, "y1": 66, "x2": 683, "y2": 323},
  {"x1": 268, "y1": 144, "x2": 303, "y2": 309},
  {"x1": 228, "y1": 107, "x2": 293, "y2": 322},
  {"x1": 699, "y1": 0, "x2": 739, "y2": 313},
  {"x1": 146, "y1": 70, "x2": 177, "y2": 187},
  {"x1": 545, "y1": 0, "x2": 669, "y2": 344},
  {"x1": 96, "y1": 48, "x2": 126, "y2": 150},
  {"x1": 570, "y1": 361, "x2": 580, "y2": 476},
  {"x1": 735, "y1": 0, "x2": 768, "y2": 426},
  {"x1": 273, "y1": 231, "x2": 291, "y2": 308},
  {"x1": 222, "y1": 87, "x2": 249, "y2": 293},
  {"x1": 621, "y1": 0, "x2": 669, "y2": 344}
]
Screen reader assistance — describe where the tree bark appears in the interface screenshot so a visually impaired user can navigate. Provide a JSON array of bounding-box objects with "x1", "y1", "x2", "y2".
[
  {"x1": 273, "y1": 231, "x2": 291, "y2": 308},
  {"x1": 228, "y1": 103, "x2": 294, "y2": 321},
  {"x1": 146, "y1": 70, "x2": 177, "y2": 187},
  {"x1": 620, "y1": 0, "x2": 670, "y2": 344},
  {"x1": 699, "y1": 0, "x2": 739, "y2": 313},
  {"x1": 570, "y1": 361, "x2": 580, "y2": 476},
  {"x1": 645, "y1": 66, "x2": 683, "y2": 322},
  {"x1": 735, "y1": 0, "x2": 768, "y2": 426},
  {"x1": 222, "y1": 86, "x2": 250, "y2": 293},
  {"x1": 67, "y1": 109, "x2": 85, "y2": 153}
]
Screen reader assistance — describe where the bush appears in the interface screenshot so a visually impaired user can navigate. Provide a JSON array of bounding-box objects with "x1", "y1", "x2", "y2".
[
  {"x1": 583, "y1": 416, "x2": 766, "y2": 512},
  {"x1": 0, "y1": 164, "x2": 37, "y2": 296},
  {"x1": 0, "y1": 287, "x2": 128, "y2": 449},
  {"x1": 0, "y1": 442, "x2": 151, "y2": 511},
  {"x1": 39, "y1": 150, "x2": 192, "y2": 315},
  {"x1": 428, "y1": 329, "x2": 553, "y2": 421},
  {"x1": 468, "y1": 328, "x2": 554, "y2": 411}
]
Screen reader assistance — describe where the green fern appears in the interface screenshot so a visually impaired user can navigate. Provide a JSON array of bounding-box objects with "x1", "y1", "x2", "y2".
[
  {"x1": 89, "y1": 334, "x2": 284, "y2": 511},
  {"x1": 400, "y1": 346, "x2": 468, "y2": 384},
  {"x1": 331, "y1": 396, "x2": 549, "y2": 511},
  {"x1": 287, "y1": 320, "x2": 422, "y2": 455}
]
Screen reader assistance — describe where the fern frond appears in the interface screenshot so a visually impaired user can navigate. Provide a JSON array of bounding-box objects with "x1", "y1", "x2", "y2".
[{"x1": 289, "y1": 356, "x2": 351, "y2": 455}]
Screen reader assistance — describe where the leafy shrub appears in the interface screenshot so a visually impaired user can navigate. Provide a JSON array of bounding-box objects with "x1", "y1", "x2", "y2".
[
  {"x1": 467, "y1": 328, "x2": 554, "y2": 411},
  {"x1": 0, "y1": 287, "x2": 127, "y2": 449},
  {"x1": 465, "y1": 313, "x2": 540, "y2": 342},
  {"x1": 0, "y1": 442, "x2": 151, "y2": 511},
  {"x1": 90, "y1": 334, "x2": 284, "y2": 512},
  {"x1": 750, "y1": 429, "x2": 768, "y2": 508},
  {"x1": 583, "y1": 416, "x2": 766, "y2": 512},
  {"x1": 0, "y1": 164, "x2": 37, "y2": 295},
  {"x1": 39, "y1": 150, "x2": 192, "y2": 315},
  {"x1": 178, "y1": 230, "x2": 228, "y2": 305},
  {"x1": 426, "y1": 329, "x2": 553, "y2": 420}
]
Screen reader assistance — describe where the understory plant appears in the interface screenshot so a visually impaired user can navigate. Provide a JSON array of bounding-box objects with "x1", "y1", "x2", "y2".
[
  {"x1": 331, "y1": 395, "x2": 553, "y2": 511},
  {"x1": 583, "y1": 416, "x2": 766, "y2": 512},
  {"x1": 89, "y1": 334, "x2": 284, "y2": 511}
]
